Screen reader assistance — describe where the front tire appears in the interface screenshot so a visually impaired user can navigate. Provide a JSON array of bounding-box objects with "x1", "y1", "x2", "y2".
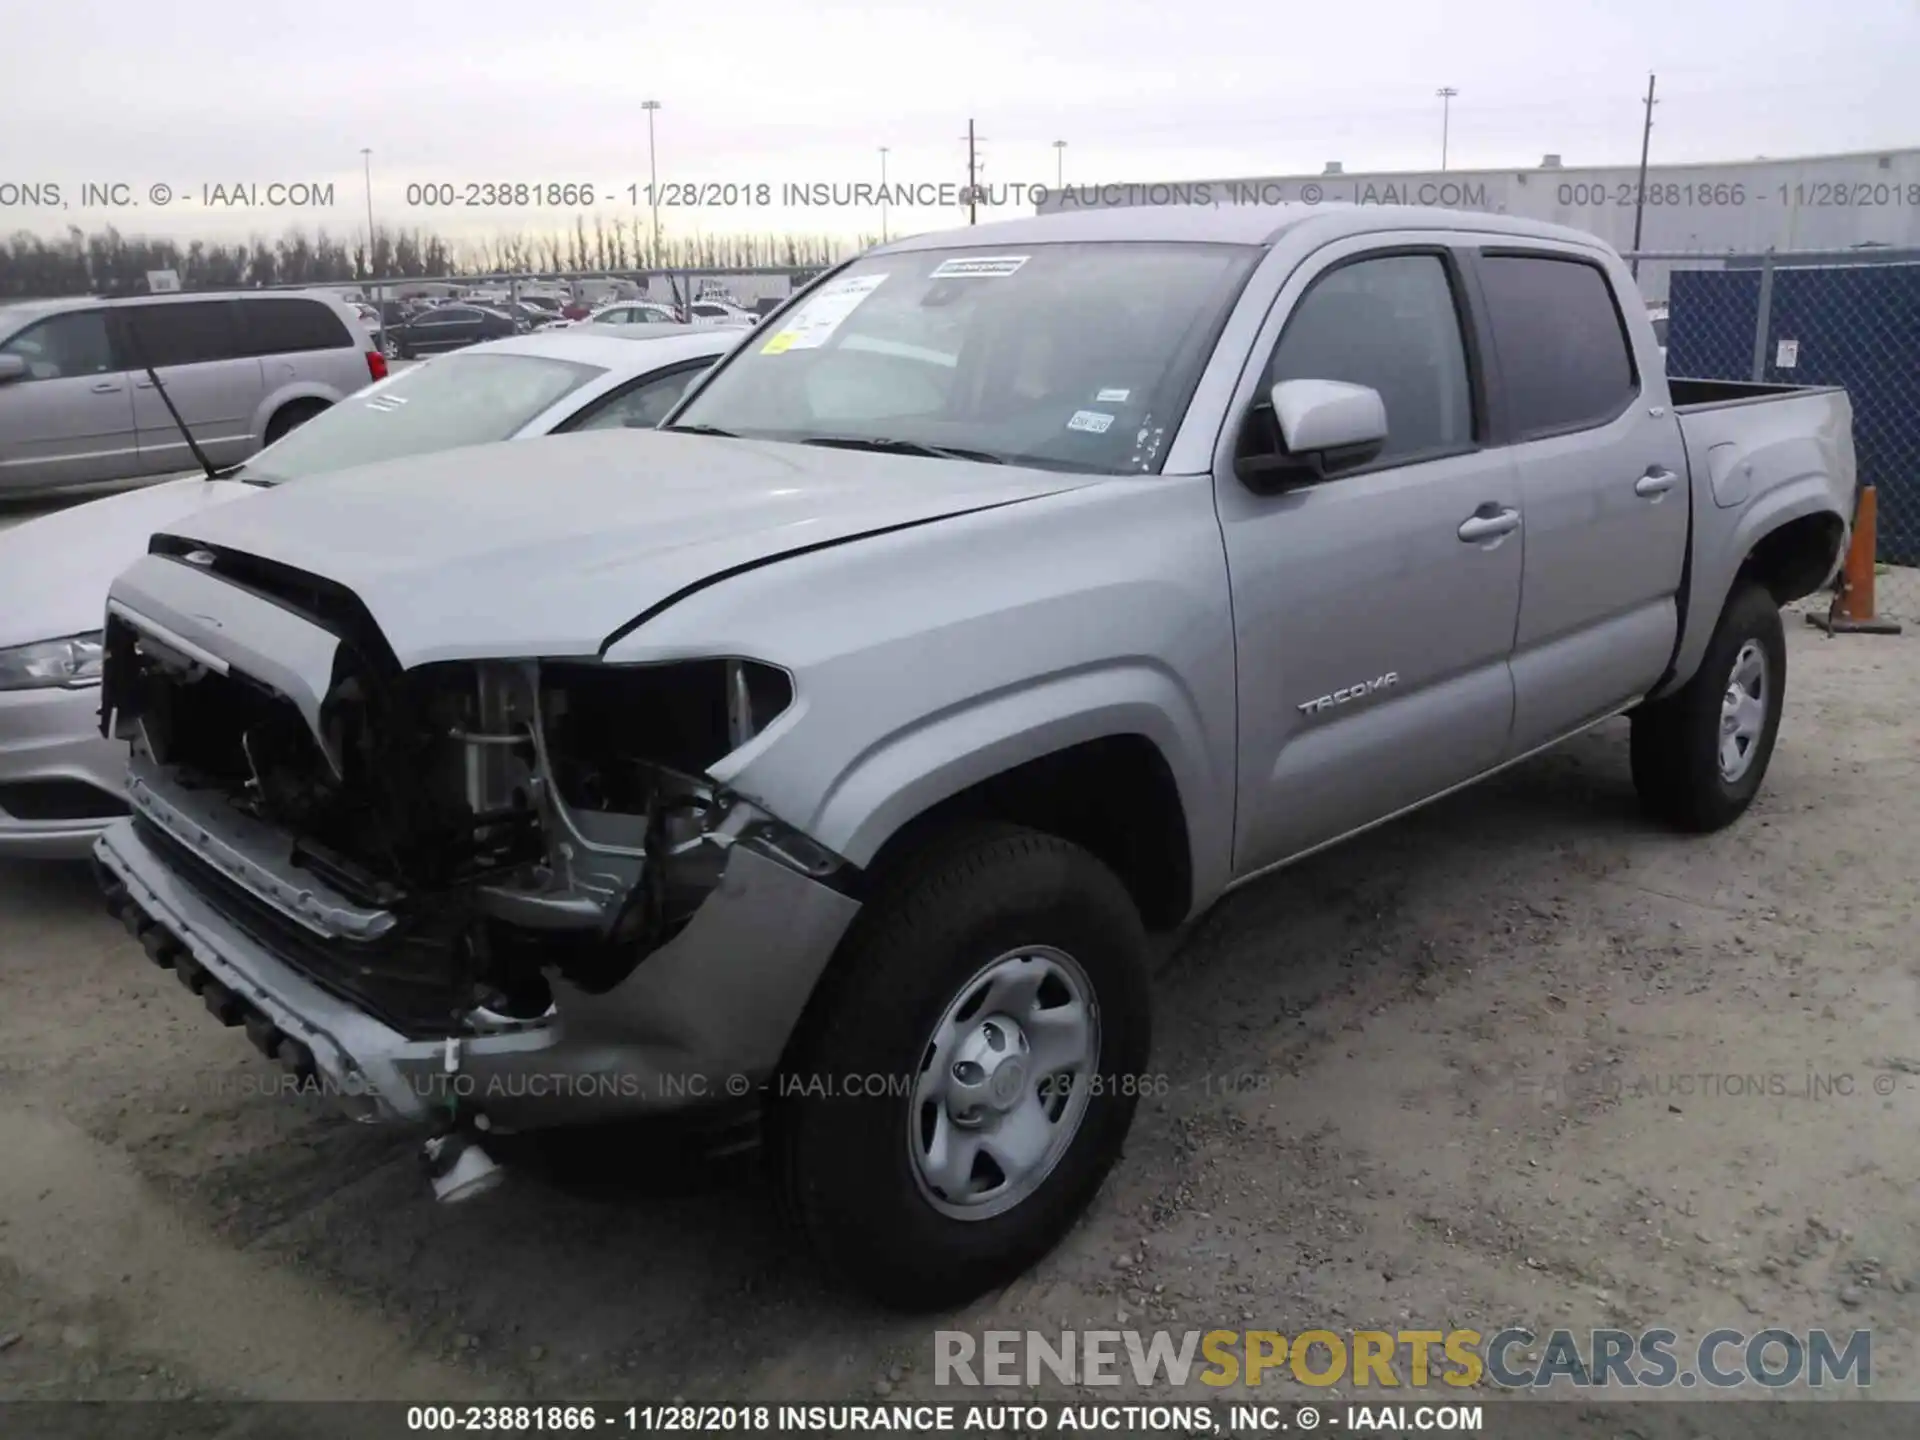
[
  {"x1": 1630, "y1": 581, "x2": 1786, "y2": 832},
  {"x1": 770, "y1": 824, "x2": 1152, "y2": 1310}
]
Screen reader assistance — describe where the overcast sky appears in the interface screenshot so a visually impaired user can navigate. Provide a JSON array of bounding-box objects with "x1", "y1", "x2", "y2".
[{"x1": 2, "y1": 0, "x2": 1913, "y2": 251}]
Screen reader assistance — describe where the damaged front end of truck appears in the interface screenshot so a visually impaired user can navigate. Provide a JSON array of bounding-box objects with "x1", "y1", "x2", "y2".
[{"x1": 91, "y1": 540, "x2": 862, "y2": 1191}]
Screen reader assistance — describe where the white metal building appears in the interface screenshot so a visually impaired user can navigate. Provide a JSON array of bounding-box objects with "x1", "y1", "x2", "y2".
[{"x1": 1036, "y1": 146, "x2": 1920, "y2": 297}]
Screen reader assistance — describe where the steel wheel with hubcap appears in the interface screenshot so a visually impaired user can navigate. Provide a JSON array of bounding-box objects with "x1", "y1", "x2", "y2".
[
  {"x1": 910, "y1": 946, "x2": 1098, "y2": 1221},
  {"x1": 1718, "y1": 640, "x2": 1769, "y2": 783},
  {"x1": 771, "y1": 824, "x2": 1151, "y2": 1310}
]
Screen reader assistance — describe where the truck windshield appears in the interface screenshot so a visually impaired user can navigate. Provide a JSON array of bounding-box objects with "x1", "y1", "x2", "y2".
[
  {"x1": 671, "y1": 241, "x2": 1261, "y2": 474},
  {"x1": 234, "y1": 352, "x2": 603, "y2": 485}
]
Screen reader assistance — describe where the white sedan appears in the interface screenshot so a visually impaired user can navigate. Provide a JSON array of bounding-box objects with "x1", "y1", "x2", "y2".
[
  {"x1": 688, "y1": 299, "x2": 760, "y2": 327},
  {"x1": 589, "y1": 301, "x2": 683, "y2": 327},
  {"x1": 0, "y1": 323, "x2": 738, "y2": 859}
]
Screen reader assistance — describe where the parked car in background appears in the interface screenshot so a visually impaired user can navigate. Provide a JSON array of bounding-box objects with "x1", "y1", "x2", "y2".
[
  {"x1": 687, "y1": 299, "x2": 757, "y2": 327},
  {"x1": 589, "y1": 302, "x2": 682, "y2": 327},
  {"x1": 84, "y1": 206, "x2": 1852, "y2": 1306},
  {"x1": 387, "y1": 304, "x2": 520, "y2": 357},
  {"x1": 0, "y1": 291, "x2": 384, "y2": 500},
  {"x1": 0, "y1": 323, "x2": 735, "y2": 859},
  {"x1": 491, "y1": 301, "x2": 563, "y2": 332}
]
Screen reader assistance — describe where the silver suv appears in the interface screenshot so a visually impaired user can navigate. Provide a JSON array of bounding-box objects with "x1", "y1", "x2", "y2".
[{"x1": 0, "y1": 291, "x2": 385, "y2": 499}]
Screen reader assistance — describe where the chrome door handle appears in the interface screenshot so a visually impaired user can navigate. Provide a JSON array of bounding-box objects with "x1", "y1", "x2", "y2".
[
  {"x1": 90, "y1": 380, "x2": 122, "y2": 393},
  {"x1": 1458, "y1": 508, "x2": 1521, "y2": 543},
  {"x1": 1635, "y1": 468, "x2": 1679, "y2": 497}
]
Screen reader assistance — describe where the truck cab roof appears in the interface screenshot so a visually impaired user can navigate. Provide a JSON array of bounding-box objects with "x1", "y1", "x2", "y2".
[{"x1": 877, "y1": 202, "x2": 1614, "y2": 255}]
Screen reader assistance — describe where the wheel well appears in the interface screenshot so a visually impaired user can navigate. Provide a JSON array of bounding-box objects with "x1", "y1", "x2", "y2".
[
  {"x1": 1739, "y1": 511, "x2": 1847, "y2": 606},
  {"x1": 858, "y1": 735, "x2": 1194, "y2": 931},
  {"x1": 265, "y1": 397, "x2": 329, "y2": 442}
]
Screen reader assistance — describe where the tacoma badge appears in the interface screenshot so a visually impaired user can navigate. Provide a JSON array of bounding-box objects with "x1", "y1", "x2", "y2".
[{"x1": 1298, "y1": 672, "x2": 1399, "y2": 715}]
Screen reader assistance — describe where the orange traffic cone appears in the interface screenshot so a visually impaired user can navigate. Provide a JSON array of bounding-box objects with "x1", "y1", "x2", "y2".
[{"x1": 1808, "y1": 484, "x2": 1903, "y2": 635}]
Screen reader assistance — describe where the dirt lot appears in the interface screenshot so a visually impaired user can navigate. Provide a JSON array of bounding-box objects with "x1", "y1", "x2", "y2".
[{"x1": 1, "y1": 619, "x2": 1915, "y2": 1419}]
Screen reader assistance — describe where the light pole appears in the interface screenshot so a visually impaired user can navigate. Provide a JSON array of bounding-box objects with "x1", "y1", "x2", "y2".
[
  {"x1": 360, "y1": 148, "x2": 375, "y2": 283},
  {"x1": 1053, "y1": 139, "x2": 1066, "y2": 190},
  {"x1": 642, "y1": 99, "x2": 663, "y2": 269},
  {"x1": 1435, "y1": 87, "x2": 1458, "y2": 171},
  {"x1": 879, "y1": 146, "x2": 890, "y2": 242}
]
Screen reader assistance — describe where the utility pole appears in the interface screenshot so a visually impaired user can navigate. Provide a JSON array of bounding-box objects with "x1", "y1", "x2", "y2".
[
  {"x1": 879, "y1": 146, "x2": 890, "y2": 242},
  {"x1": 964, "y1": 118, "x2": 980, "y2": 225},
  {"x1": 1630, "y1": 73, "x2": 1658, "y2": 279},
  {"x1": 1435, "y1": 87, "x2": 1459, "y2": 170},
  {"x1": 360, "y1": 148, "x2": 375, "y2": 283},
  {"x1": 642, "y1": 99, "x2": 663, "y2": 269},
  {"x1": 1053, "y1": 139, "x2": 1067, "y2": 190}
]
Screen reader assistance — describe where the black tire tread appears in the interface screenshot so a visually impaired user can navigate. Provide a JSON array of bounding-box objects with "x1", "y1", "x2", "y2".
[{"x1": 1630, "y1": 581, "x2": 1786, "y2": 833}]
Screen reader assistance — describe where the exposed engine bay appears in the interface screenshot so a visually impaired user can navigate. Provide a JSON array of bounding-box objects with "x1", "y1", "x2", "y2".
[{"x1": 98, "y1": 551, "x2": 836, "y2": 1041}]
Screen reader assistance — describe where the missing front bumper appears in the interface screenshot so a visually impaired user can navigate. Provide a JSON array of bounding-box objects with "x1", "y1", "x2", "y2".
[{"x1": 95, "y1": 815, "x2": 862, "y2": 1129}]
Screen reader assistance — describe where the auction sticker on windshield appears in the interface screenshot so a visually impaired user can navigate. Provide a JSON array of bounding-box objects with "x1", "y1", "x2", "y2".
[
  {"x1": 928, "y1": 254, "x2": 1029, "y2": 278},
  {"x1": 761, "y1": 273, "x2": 890, "y2": 353}
]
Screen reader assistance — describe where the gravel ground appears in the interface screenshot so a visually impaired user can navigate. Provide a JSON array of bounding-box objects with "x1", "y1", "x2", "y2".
[{"x1": 0, "y1": 618, "x2": 1914, "y2": 1418}]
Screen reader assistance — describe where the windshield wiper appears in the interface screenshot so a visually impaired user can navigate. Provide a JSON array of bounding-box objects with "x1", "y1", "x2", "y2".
[
  {"x1": 797, "y1": 435, "x2": 1004, "y2": 464},
  {"x1": 662, "y1": 423, "x2": 739, "y2": 438}
]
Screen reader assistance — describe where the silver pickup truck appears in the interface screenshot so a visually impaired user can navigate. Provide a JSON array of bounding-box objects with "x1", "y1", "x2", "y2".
[{"x1": 92, "y1": 204, "x2": 1853, "y2": 1309}]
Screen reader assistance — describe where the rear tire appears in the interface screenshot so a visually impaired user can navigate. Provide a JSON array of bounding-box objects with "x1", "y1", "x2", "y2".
[
  {"x1": 1630, "y1": 581, "x2": 1786, "y2": 832},
  {"x1": 263, "y1": 399, "x2": 328, "y2": 446},
  {"x1": 769, "y1": 823, "x2": 1152, "y2": 1311}
]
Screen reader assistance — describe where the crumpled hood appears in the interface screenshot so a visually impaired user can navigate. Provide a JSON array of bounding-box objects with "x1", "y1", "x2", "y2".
[
  {"x1": 154, "y1": 429, "x2": 1099, "y2": 667},
  {"x1": 0, "y1": 476, "x2": 255, "y2": 649}
]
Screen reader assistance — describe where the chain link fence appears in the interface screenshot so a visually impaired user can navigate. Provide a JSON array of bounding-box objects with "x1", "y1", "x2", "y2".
[{"x1": 1629, "y1": 247, "x2": 1920, "y2": 625}]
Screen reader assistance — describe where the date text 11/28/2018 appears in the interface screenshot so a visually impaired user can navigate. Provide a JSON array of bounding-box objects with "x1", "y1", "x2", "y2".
[{"x1": 1557, "y1": 180, "x2": 1920, "y2": 208}]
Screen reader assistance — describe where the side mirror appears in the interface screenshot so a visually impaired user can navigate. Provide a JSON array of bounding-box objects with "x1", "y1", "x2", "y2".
[
  {"x1": 1236, "y1": 378, "x2": 1388, "y2": 491},
  {"x1": 0, "y1": 353, "x2": 26, "y2": 384}
]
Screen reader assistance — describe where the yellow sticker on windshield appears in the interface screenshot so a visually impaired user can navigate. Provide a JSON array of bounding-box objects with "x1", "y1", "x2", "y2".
[{"x1": 761, "y1": 330, "x2": 798, "y2": 355}]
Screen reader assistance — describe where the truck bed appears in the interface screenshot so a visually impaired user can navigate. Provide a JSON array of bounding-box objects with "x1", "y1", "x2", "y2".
[{"x1": 1655, "y1": 382, "x2": 1855, "y2": 704}]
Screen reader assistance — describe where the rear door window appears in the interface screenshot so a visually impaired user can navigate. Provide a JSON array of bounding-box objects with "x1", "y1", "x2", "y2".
[
  {"x1": 1477, "y1": 254, "x2": 1638, "y2": 438},
  {"x1": 119, "y1": 301, "x2": 243, "y2": 368}
]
